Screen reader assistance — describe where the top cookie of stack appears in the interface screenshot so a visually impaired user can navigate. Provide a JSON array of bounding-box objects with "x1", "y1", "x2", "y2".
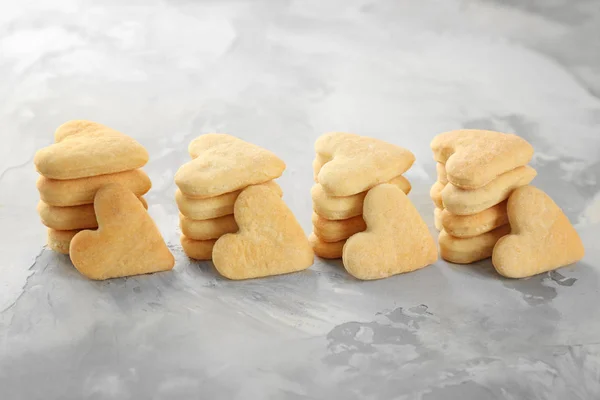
[
  {"x1": 34, "y1": 120, "x2": 151, "y2": 254},
  {"x1": 174, "y1": 134, "x2": 286, "y2": 260},
  {"x1": 429, "y1": 129, "x2": 535, "y2": 263},
  {"x1": 309, "y1": 132, "x2": 415, "y2": 259}
]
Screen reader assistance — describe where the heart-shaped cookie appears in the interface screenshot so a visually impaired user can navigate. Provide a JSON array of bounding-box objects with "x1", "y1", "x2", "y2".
[
  {"x1": 175, "y1": 134, "x2": 286, "y2": 198},
  {"x1": 342, "y1": 184, "x2": 438, "y2": 280},
  {"x1": 212, "y1": 185, "x2": 313, "y2": 280},
  {"x1": 34, "y1": 120, "x2": 149, "y2": 180},
  {"x1": 175, "y1": 180, "x2": 282, "y2": 220},
  {"x1": 441, "y1": 165, "x2": 537, "y2": 215},
  {"x1": 38, "y1": 197, "x2": 147, "y2": 230},
  {"x1": 430, "y1": 129, "x2": 533, "y2": 189},
  {"x1": 70, "y1": 184, "x2": 174, "y2": 280},
  {"x1": 315, "y1": 132, "x2": 415, "y2": 196},
  {"x1": 492, "y1": 186, "x2": 584, "y2": 278},
  {"x1": 312, "y1": 174, "x2": 411, "y2": 220}
]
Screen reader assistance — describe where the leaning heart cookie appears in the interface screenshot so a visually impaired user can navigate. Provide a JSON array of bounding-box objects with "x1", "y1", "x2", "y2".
[
  {"x1": 70, "y1": 184, "x2": 174, "y2": 280},
  {"x1": 34, "y1": 120, "x2": 149, "y2": 180},
  {"x1": 175, "y1": 134, "x2": 285, "y2": 198},
  {"x1": 342, "y1": 184, "x2": 438, "y2": 280},
  {"x1": 431, "y1": 129, "x2": 534, "y2": 189},
  {"x1": 492, "y1": 186, "x2": 584, "y2": 278},
  {"x1": 315, "y1": 132, "x2": 415, "y2": 196},
  {"x1": 212, "y1": 185, "x2": 313, "y2": 280}
]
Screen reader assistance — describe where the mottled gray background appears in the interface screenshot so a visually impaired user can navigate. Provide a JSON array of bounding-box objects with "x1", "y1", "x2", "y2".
[{"x1": 1, "y1": 0, "x2": 599, "y2": 399}]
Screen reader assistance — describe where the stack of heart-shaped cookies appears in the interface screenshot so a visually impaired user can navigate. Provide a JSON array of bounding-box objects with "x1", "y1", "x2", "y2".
[
  {"x1": 430, "y1": 129, "x2": 536, "y2": 263},
  {"x1": 309, "y1": 132, "x2": 415, "y2": 259},
  {"x1": 174, "y1": 134, "x2": 286, "y2": 261},
  {"x1": 34, "y1": 120, "x2": 151, "y2": 254}
]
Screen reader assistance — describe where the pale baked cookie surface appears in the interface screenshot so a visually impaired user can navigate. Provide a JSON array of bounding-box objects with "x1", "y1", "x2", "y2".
[
  {"x1": 312, "y1": 175, "x2": 411, "y2": 220},
  {"x1": 47, "y1": 228, "x2": 82, "y2": 254},
  {"x1": 34, "y1": 120, "x2": 149, "y2": 180},
  {"x1": 492, "y1": 186, "x2": 584, "y2": 278},
  {"x1": 180, "y1": 236, "x2": 216, "y2": 261},
  {"x1": 441, "y1": 165, "x2": 537, "y2": 215},
  {"x1": 309, "y1": 233, "x2": 345, "y2": 259},
  {"x1": 37, "y1": 169, "x2": 151, "y2": 207},
  {"x1": 439, "y1": 225, "x2": 511, "y2": 264},
  {"x1": 311, "y1": 213, "x2": 366, "y2": 243},
  {"x1": 175, "y1": 181, "x2": 282, "y2": 220},
  {"x1": 70, "y1": 184, "x2": 174, "y2": 280},
  {"x1": 431, "y1": 129, "x2": 534, "y2": 189},
  {"x1": 175, "y1": 134, "x2": 285, "y2": 198},
  {"x1": 342, "y1": 184, "x2": 437, "y2": 280},
  {"x1": 314, "y1": 132, "x2": 415, "y2": 196},
  {"x1": 179, "y1": 213, "x2": 238, "y2": 241},
  {"x1": 440, "y1": 201, "x2": 508, "y2": 238},
  {"x1": 38, "y1": 197, "x2": 147, "y2": 231},
  {"x1": 212, "y1": 185, "x2": 313, "y2": 280}
]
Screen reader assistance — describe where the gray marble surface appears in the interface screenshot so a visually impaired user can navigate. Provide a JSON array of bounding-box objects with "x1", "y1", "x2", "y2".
[{"x1": 1, "y1": 0, "x2": 600, "y2": 399}]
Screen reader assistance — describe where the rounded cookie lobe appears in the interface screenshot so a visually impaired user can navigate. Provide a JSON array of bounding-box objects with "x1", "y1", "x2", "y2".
[
  {"x1": 440, "y1": 201, "x2": 508, "y2": 238},
  {"x1": 69, "y1": 184, "x2": 174, "y2": 280},
  {"x1": 309, "y1": 233, "x2": 345, "y2": 259},
  {"x1": 34, "y1": 120, "x2": 149, "y2": 180},
  {"x1": 175, "y1": 134, "x2": 285, "y2": 198},
  {"x1": 430, "y1": 129, "x2": 534, "y2": 189},
  {"x1": 179, "y1": 214, "x2": 238, "y2": 241},
  {"x1": 342, "y1": 184, "x2": 437, "y2": 280},
  {"x1": 311, "y1": 213, "x2": 366, "y2": 242},
  {"x1": 37, "y1": 169, "x2": 152, "y2": 207},
  {"x1": 315, "y1": 132, "x2": 415, "y2": 196},
  {"x1": 441, "y1": 165, "x2": 537, "y2": 216},
  {"x1": 212, "y1": 185, "x2": 313, "y2": 280},
  {"x1": 312, "y1": 175, "x2": 411, "y2": 220},
  {"x1": 492, "y1": 186, "x2": 585, "y2": 278},
  {"x1": 439, "y1": 225, "x2": 510, "y2": 264},
  {"x1": 180, "y1": 235, "x2": 216, "y2": 260}
]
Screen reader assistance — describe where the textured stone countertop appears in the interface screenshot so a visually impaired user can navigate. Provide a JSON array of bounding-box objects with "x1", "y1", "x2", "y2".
[{"x1": 1, "y1": 1, "x2": 599, "y2": 399}]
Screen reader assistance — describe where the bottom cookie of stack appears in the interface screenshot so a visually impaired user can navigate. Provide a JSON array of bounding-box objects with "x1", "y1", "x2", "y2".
[
  {"x1": 309, "y1": 233, "x2": 346, "y2": 259},
  {"x1": 180, "y1": 235, "x2": 216, "y2": 261},
  {"x1": 47, "y1": 228, "x2": 83, "y2": 254}
]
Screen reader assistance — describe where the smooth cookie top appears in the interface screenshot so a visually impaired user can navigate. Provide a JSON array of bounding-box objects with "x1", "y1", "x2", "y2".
[
  {"x1": 175, "y1": 134, "x2": 286, "y2": 198},
  {"x1": 34, "y1": 120, "x2": 149, "y2": 180},
  {"x1": 314, "y1": 132, "x2": 415, "y2": 196},
  {"x1": 430, "y1": 129, "x2": 534, "y2": 189}
]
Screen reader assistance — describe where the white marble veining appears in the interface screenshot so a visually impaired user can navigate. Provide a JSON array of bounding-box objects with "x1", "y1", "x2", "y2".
[{"x1": 1, "y1": 0, "x2": 599, "y2": 398}]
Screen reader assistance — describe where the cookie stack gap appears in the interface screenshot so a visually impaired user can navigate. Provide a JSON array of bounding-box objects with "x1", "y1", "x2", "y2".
[
  {"x1": 430, "y1": 129, "x2": 535, "y2": 264},
  {"x1": 310, "y1": 132, "x2": 415, "y2": 259},
  {"x1": 34, "y1": 120, "x2": 150, "y2": 253},
  {"x1": 174, "y1": 134, "x2": 286, "y2": 260}
]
